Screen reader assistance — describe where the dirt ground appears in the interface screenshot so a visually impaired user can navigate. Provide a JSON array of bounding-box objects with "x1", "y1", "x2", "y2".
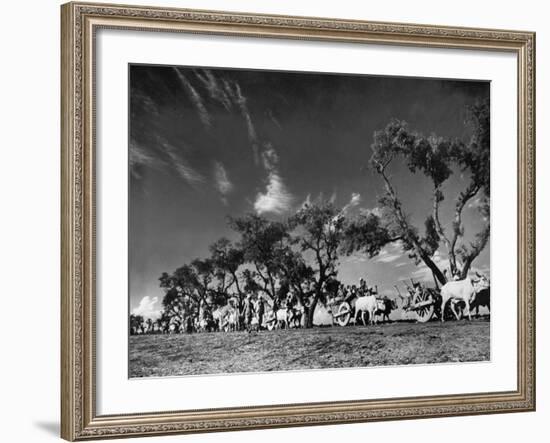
[{"x1": 129, "y1": 318, "x2": 490, "y2": 378}]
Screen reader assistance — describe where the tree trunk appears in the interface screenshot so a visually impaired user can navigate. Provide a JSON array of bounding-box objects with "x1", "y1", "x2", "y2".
[
  {"x1": 379, "y1": 167, "x2": 448, "y2": 286},
  {"x1": 420, "y1": 252, "x2": 447, "y2": 286},
  {"x1": 305, "y1": 296, "x2": 319, "y2": 328}
]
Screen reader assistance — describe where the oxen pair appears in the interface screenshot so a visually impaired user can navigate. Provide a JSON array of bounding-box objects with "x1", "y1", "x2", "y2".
[
  {"x1": 269, "y1": 306, "x2": 302, "y2": 329},
  {"x1": 354, "y1": 295, "x2": 396, "y2": 326},
  {"x1": 439, "y1": 273, "x2": 490, "y2": 321}
]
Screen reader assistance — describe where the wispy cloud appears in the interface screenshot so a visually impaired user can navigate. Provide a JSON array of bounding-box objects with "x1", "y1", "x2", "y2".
[
  {"x1": 170, "y1": 155, "x2": 205, "y2": 187},
  {"x1": 132, "y1": 90, "x2": 159, "y2": 116},
  {"x1": 225, "y1": 80, "x2": 260, "y2": 163},
  {"x1": 160, "y1": 141, "x2": 205, "y2": 188},
  {"x1": 349, "y1": 192, "x2": 361, "y2": 206},
  {"x1": 129, "y1": 141, "x2": 163, "y2": 179},
  {"x1": 188, "y1": 72, "x2": 291, "y2": 212},
  {"x1": 254, "y1": 172, "x2": 293, "y2": 215},
  {"x1": 173, "y1": 67, "x2": 211, "y2": 127},
  {"x1": 260, "y1": 142, "x2": 278, "y2": 170},
  {"x1": 194, "y1": 72, "x2": 286, "y2": 169},
  {"x1": 342, "y1": 253, "x2": 368, "y2": 264},
  {"x1": 130, "y1": 136, "x2": 206, "y2": 187},
  {"x1": 341, "y1": 192, "x2": 361, "y2": 213},
  {"x1": 376, "y1": 251, "x2": 402, "y2": 264},
  {"x1": 132, "y1": 295, "x2": 161, "y2": 320},
  {"x1": 266, "y1": 109, "x2": 282, "y2": 129},
  {"x1": 194, "y1": 69, "x2": 232, "y2": 111},
  {"x1": 213, "y1": 161, "x2": 234, "y2": 204},
  {"x1": 375, "y1": 242, "x2": 403, "y2": 264},
  {"x1": 254, "y1": 144, "x2": 293, "y2": 215}
]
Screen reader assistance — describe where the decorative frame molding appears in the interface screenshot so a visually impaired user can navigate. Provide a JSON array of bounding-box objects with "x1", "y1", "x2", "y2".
[{"x1": 61, "y1": 2, "x2": 536, "y2": 440}]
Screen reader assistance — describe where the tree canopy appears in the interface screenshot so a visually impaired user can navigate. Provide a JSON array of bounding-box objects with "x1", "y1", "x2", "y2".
[{"x1": 367, "y1": 100, "x2": 490, "y2": 283}]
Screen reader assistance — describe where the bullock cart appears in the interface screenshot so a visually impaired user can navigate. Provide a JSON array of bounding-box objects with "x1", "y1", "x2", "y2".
[
  {"x1": 259, "y1": 292, "x2": 303, "y2": 331},
  {"x1": 263, "y1": 306, "x2": 302, "y2": 330},
  {"x1": 331, "y1": 298, "x2": 355, "y2": 326},
  {"x1": 396, "y1": 282, "x2": 467, "y2": 323},
  {"x1": 403, "y1": 286, "x2": 441, "y2": 323},
  {"x1": 329, "y1": 287, "x2": 379, "y2": 327}
]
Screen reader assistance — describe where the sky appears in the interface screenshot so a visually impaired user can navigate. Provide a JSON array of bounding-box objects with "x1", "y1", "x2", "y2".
[{"x1": 129, "y1": 64, "x2": 490, "y2": 319}]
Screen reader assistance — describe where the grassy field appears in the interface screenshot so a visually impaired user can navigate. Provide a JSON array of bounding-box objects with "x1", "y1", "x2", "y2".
[{"x1": 129, "y1": 319, "x2": 490, "y2": 378}]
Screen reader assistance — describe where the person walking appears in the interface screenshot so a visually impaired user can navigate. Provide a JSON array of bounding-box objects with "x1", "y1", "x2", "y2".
[
  {"x1": 257, "y1": 295, "x2": 265, "y2": 330},
  {"x1": 243, "y1": 293, "x2": 254, "y2": 331}
]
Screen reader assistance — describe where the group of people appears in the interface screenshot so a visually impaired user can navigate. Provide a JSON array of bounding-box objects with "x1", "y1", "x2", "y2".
[
  {"x1": 338, "y1": 278, "x2": 377, "y2": 299},
  {"x1": 196, "y1": 277, "x2": 382, "y2": 333},
  {"x1": 132, "y1": 270, "x2": 490, "y2": 335},
  {"x1": 132, "y1": 276, "x2": 384, "y2": 335},
  {"x1": 211, "y1": 288, "x2": 304, "y2": 332},
  {"x1": 241, "y1": 293, "x2": 266, "y2": 331}
]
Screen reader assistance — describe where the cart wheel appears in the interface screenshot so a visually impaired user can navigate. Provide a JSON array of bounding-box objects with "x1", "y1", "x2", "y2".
[
  {"x1": 336, "y1": 302, "x2": 352, "y2": 326},
  {"x1": 414, "y1": 289, "x2": 435, "y2": 323}
]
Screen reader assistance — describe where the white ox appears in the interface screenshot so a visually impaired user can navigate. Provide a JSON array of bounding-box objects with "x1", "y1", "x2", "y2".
[
  {"x1": 354, "y1": 294, "x2": 378, "y2": 326},
  {"x1": 440, "y1": 273, "x2": 490, "y2": 322},
  {"x1": 276, "y1": 309, "x2": 288, "y2": 329}
]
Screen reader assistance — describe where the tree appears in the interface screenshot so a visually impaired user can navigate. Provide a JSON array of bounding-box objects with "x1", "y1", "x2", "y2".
[
  {"x1": 188, "y1": 258, "x2": 217, "y2": 302},
  {"x1": 158, "y1": 258, "x2": 218, "y2": 332},
  {"x1": 288, "y1": 202, "x2": 345, "y2": 326},
  {"x1": 129, "y1": 314, "x2": 144, "y2": 335},
  {"x1": 341, "y1": 209, "x2": 395, "y2": 257},
  {"x1": 158, "y1": 285, "x2": 188, "y2": 333},
  {"x1": 228, "y1": 214, "x2": 290, "y2": 303},
  {"x1": 277, "y1": 248, "x2": 315, "y2": 308},
  {"x1": 369, "y1": 101, "x2": 490, "y2": 283},
  {"x1": 209, "y1": 238, "x2": 245, "y2": 308}
]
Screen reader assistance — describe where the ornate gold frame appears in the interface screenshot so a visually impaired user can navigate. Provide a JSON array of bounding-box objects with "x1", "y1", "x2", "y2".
[{"x1": 61, "y1": 2, "x2": 536, "y2": 440}]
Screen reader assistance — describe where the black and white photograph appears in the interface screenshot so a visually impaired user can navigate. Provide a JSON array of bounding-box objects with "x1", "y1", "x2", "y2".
[
  {"x1": 128, "y1": 64, "x2": 491, "y2": 378},
  {"x1": 2, "y1": 0, "x2": 544, "y2": 441}
]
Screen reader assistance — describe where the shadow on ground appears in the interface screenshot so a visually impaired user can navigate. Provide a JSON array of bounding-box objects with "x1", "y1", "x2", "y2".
[{"x1": 34, "y1": 421, "x2": 59, "y2": 436}]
